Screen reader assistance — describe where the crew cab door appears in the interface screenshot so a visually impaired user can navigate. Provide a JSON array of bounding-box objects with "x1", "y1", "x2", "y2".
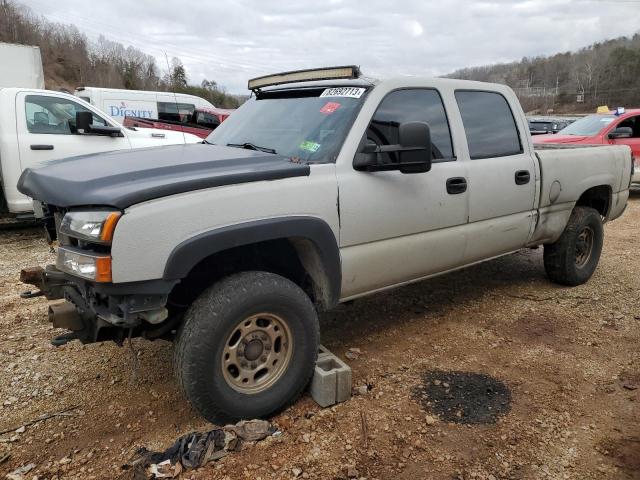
[
  {"x1": 454, "y1": 90, "x2": 537, "y2": 263},
  {"x1": 13, "y1": 92, "x2": 132, "y2": 212},
  {"x1": 337, "y1": 88, "x2": 469, "y2": 299},
  {"x1": 16, "y1": 91, "x2": 132, "y2": 170}
]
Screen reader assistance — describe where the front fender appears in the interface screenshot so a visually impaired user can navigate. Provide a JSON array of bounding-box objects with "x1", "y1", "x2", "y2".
[{"x1": 163, "y1": 216, "x2": 341, "y2": 307}]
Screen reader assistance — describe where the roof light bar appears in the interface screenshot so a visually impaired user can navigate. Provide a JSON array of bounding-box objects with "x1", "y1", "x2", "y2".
[{"x1": 248, "y1": 65, "x2": 361, "y2": 91}]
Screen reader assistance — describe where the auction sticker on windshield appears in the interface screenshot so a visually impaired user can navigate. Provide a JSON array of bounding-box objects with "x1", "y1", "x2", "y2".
[
  {"x1": 300, "y1": 141, "x2": 321, "y2": 152},
  {"x1": 320, "y1": 87, "x2": 365, "y2": 98},
  {"x1": 320, "y1": 102, "x2": 341, "y2": 114}
]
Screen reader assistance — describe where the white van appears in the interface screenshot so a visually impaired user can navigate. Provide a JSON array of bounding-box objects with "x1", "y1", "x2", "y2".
[{"x1": 74, "y1": 87, "x2": 215, "y2": 123}]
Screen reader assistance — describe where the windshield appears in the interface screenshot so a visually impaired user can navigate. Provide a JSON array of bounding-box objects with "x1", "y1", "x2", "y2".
[
  {"x1": 558, "y1": 115, "x2": 615, "y2": 136},
  {"x1": 206, "y1": 88, "x2": 367, "y2": 163}
]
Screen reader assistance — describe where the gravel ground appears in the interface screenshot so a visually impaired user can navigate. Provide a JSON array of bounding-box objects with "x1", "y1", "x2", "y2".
[{"x1": 1, "y1": 196, "x2": 639, "y2": 480}]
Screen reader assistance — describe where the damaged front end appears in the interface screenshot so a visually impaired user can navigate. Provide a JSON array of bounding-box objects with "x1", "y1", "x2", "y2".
[{"x1": 21, "y1": 205, "x2": 178, "y2": 346}]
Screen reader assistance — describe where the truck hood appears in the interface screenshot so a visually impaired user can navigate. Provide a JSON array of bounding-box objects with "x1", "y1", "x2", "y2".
[
  {"x1": 18, "y1": 143, "x2": 310, "y2": 209},
  {"x1": 532, "y1": 134, "x2": 590, "y2": 144}
]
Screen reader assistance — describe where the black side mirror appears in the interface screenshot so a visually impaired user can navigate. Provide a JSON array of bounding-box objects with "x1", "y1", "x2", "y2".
[
  {"x1": 397, "y1": 121, "x2": 432, "y2": 173},
  {"x1": 608, "y1": 126, "x2": 633, "y2": 139},
  {"x1": 76, "y1": 111, "x2": 92, "y2": 133},
  {"x1": 354, "y1": 121, "x2": 432, "y2": 174},
  {"x1": 75, "y1": 111, "x2": 123, "y2": 137}
]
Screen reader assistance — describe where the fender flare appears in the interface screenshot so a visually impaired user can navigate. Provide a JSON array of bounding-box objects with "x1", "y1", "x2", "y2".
[{"x1": 163, "y1": 216, "x2": 341, "y2": 307}]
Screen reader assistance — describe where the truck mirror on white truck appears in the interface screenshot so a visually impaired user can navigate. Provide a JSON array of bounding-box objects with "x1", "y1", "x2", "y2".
[{"x1": 76, "y1": 111, "x2": 123, "y2": 137}]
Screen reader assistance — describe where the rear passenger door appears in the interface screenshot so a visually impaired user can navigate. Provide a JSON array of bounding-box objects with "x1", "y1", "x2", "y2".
[{"x1": 454, "y1": 90, "x2": 537, "y2": 263}]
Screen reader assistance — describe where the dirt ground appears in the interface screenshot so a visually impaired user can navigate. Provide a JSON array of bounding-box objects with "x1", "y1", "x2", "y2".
[{"x1": 1, "y1": 197, "x2": 639, "y2": 480}]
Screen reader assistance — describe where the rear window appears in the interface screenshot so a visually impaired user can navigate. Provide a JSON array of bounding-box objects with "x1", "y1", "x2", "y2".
[{"x1": 455, "y1": 90, "x2": 523, "y2": 159}]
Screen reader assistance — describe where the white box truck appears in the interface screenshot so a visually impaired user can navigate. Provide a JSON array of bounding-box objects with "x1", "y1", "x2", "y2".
[{"x1": 0, "y1": 42, "x2": 45, "y2": 89}]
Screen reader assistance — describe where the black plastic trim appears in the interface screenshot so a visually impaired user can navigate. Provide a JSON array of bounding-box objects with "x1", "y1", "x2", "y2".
[{"x1": 163, "y1": 216, "x2": 341, "y2": 307}]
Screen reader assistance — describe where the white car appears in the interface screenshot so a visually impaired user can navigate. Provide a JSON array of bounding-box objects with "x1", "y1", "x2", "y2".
[{"x1": 0, "y1": 88, "x2": 201, "y2": 215}]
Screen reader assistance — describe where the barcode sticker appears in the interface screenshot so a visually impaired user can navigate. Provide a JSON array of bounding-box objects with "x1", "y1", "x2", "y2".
[{"x1": 320, "y1": 87, "x2": 365, "y2": 99}]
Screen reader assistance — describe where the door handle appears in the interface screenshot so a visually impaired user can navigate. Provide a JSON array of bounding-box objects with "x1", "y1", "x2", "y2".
[
  {"x1": 515, "y1": 170, "x2": 530, "y2": 185},
  {"x1": 446, "y1": 177, "x2": 467, "y2": 194},
  {"x1": 30, "y1": 144, "x2": 54, "y2": 151}
]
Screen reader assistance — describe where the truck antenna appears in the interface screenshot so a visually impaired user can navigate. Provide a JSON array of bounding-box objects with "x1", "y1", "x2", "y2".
[{"x1": 164, "y1": 52, "x2": 187, "y2": 145}]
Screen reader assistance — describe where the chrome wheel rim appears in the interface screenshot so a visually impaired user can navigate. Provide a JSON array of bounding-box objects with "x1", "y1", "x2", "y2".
[
  {"x1": 221, "y1": 313, "x2": 292, "y2": 394},
  {"x1": 575, "y1": 226, "x2": 594, "y2": 268}
]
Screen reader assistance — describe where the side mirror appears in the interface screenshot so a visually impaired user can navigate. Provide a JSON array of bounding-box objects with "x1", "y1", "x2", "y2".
[
  {"x1": 75, "y1": 110, "x2": 92, "y2": 133},
  {"x1": 397, "y1": 121, "x2": 432, "y2": 173},
  {"x1": 608, "y1": 126, "x2": 633, "y2": 139},
  {"x1": 353, "y1": 121, "x2": 432, "y2": 174},
  {"x1": 75, "y1": 111, "x2": 123, "y2": 137}
]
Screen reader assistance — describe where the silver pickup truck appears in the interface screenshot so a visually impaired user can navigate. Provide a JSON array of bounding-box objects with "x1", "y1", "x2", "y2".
[{"x1": 18, "y1": 66, "x2": 633, "y2": 423}]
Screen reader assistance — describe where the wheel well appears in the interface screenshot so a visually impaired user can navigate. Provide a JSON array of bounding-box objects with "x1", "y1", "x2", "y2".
[
  {"x1": 575, "y1": 185, "x2": 611, "y2": 218},
  {"x1": 167, "y1": 238, "x2": 333, "y2": 317}
]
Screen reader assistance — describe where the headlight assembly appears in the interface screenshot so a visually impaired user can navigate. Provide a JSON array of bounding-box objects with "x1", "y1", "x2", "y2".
[
  {"x1": 56, "y1": 247, "x2": 112, "y2": 282},
  {"x1": 59, "y1": 211, "x2": 121, "y2": 244}
]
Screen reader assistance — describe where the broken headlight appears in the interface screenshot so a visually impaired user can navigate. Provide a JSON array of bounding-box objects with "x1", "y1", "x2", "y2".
[{"x1": 59, "y1": 210, "x2": 121, "y2": 244}]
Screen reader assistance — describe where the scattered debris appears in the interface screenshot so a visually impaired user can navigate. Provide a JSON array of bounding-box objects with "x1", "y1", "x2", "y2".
[
  {"x1": 0, "y1": 452, "x2": 10, "y2": 464},
  {"x1": 5, "y1": 463, "x2": 35, "y2": 480},
  {"x1": 126, "y1": 420, "x2": 276, "y2": 478},
  {"x1": 425, "y1": 415, "x2": 438, "y2": 426},
  {"x1": 360, "y1": 411, "x2": 368, "y2": 448},
  {"x1": 353, "y1": 385, "x2": 369, "y2": 395},
  {"x1": 0, "y1": 405, "x2": 79, "y2": 436},
  {"x1": 345, "y1": 347, "x2": 362, "y2": 360}
]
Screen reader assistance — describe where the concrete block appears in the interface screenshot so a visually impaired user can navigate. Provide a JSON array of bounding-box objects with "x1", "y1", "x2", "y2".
[{"x1": 309, "y1": 345, "x2": 352, "y2": 407}]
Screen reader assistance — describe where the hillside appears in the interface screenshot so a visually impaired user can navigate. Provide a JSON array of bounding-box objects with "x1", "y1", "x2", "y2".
[
  {"x1": 447, "y1": 33, "x2": 640, "y2": 114},
  {"x1": 0, "y1": 0, "x2": 240, "y2": 108}
]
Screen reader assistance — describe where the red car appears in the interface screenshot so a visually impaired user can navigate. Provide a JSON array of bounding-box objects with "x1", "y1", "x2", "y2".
[
  {"x1": 533, "y1": 108, "x2": 640, "y2": 160},
  {"x1": 123, "y1": 106, "x2": 234, "y2": 139}
]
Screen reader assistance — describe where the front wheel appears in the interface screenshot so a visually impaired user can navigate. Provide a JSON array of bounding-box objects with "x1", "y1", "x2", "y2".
[
  {"x1": 173, "y1": 271, "x2": 319, "y2": 424},
  {"x1": 543, "y1": 206, "x2": 604, "y2": 286}
]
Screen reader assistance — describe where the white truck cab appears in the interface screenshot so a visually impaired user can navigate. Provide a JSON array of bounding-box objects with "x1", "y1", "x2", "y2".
[
  {"x1": 74, "y1": 87, "x2": 215, "y2": 123},
  {"x1": 0, "y1": 88, "x2": 201, "y2": 215}
]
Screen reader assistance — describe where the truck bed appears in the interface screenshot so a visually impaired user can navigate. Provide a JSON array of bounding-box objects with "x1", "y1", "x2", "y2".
[{"x1": 534, "y1": 144, "x2": 631, "y2": 210}]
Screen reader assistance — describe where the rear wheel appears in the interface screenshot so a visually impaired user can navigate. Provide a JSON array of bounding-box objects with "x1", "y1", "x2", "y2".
[
  {"x1": 174, "y1": 271, "x2": 319, "y2": 424},
  {"x1": 543, "y1": 206, "x2": 603, "y2": 286}
]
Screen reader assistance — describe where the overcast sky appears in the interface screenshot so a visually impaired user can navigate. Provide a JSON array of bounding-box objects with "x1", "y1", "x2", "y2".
[{"x1": 20, "y1": 0, "x2": 640, "y2": 94}]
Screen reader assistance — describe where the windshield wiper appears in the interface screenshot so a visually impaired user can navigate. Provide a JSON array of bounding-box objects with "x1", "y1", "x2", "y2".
[{"x1": 227, "y1": 142, "x2": 277, "y2": 154}]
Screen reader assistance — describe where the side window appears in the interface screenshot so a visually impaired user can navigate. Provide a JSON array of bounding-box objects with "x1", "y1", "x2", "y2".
[
  {"x1": 617, "y1": 116, "x2": 640, "y2": 137},
  {"x1": 25, "y1": 95, "x2": 108, "y2": 135},
  {"x1": 367, "y1": 89, "x2": 454, "y2": 161},
  {"x1": 158, "y1": 102, "x2": 196, "y2": 123},
  {"x1": 455, "y1": 90, "x2": 523, "y2": 159},
  {"x1": 196, "y1": 112, "x2": 221, "y2": 129}
]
